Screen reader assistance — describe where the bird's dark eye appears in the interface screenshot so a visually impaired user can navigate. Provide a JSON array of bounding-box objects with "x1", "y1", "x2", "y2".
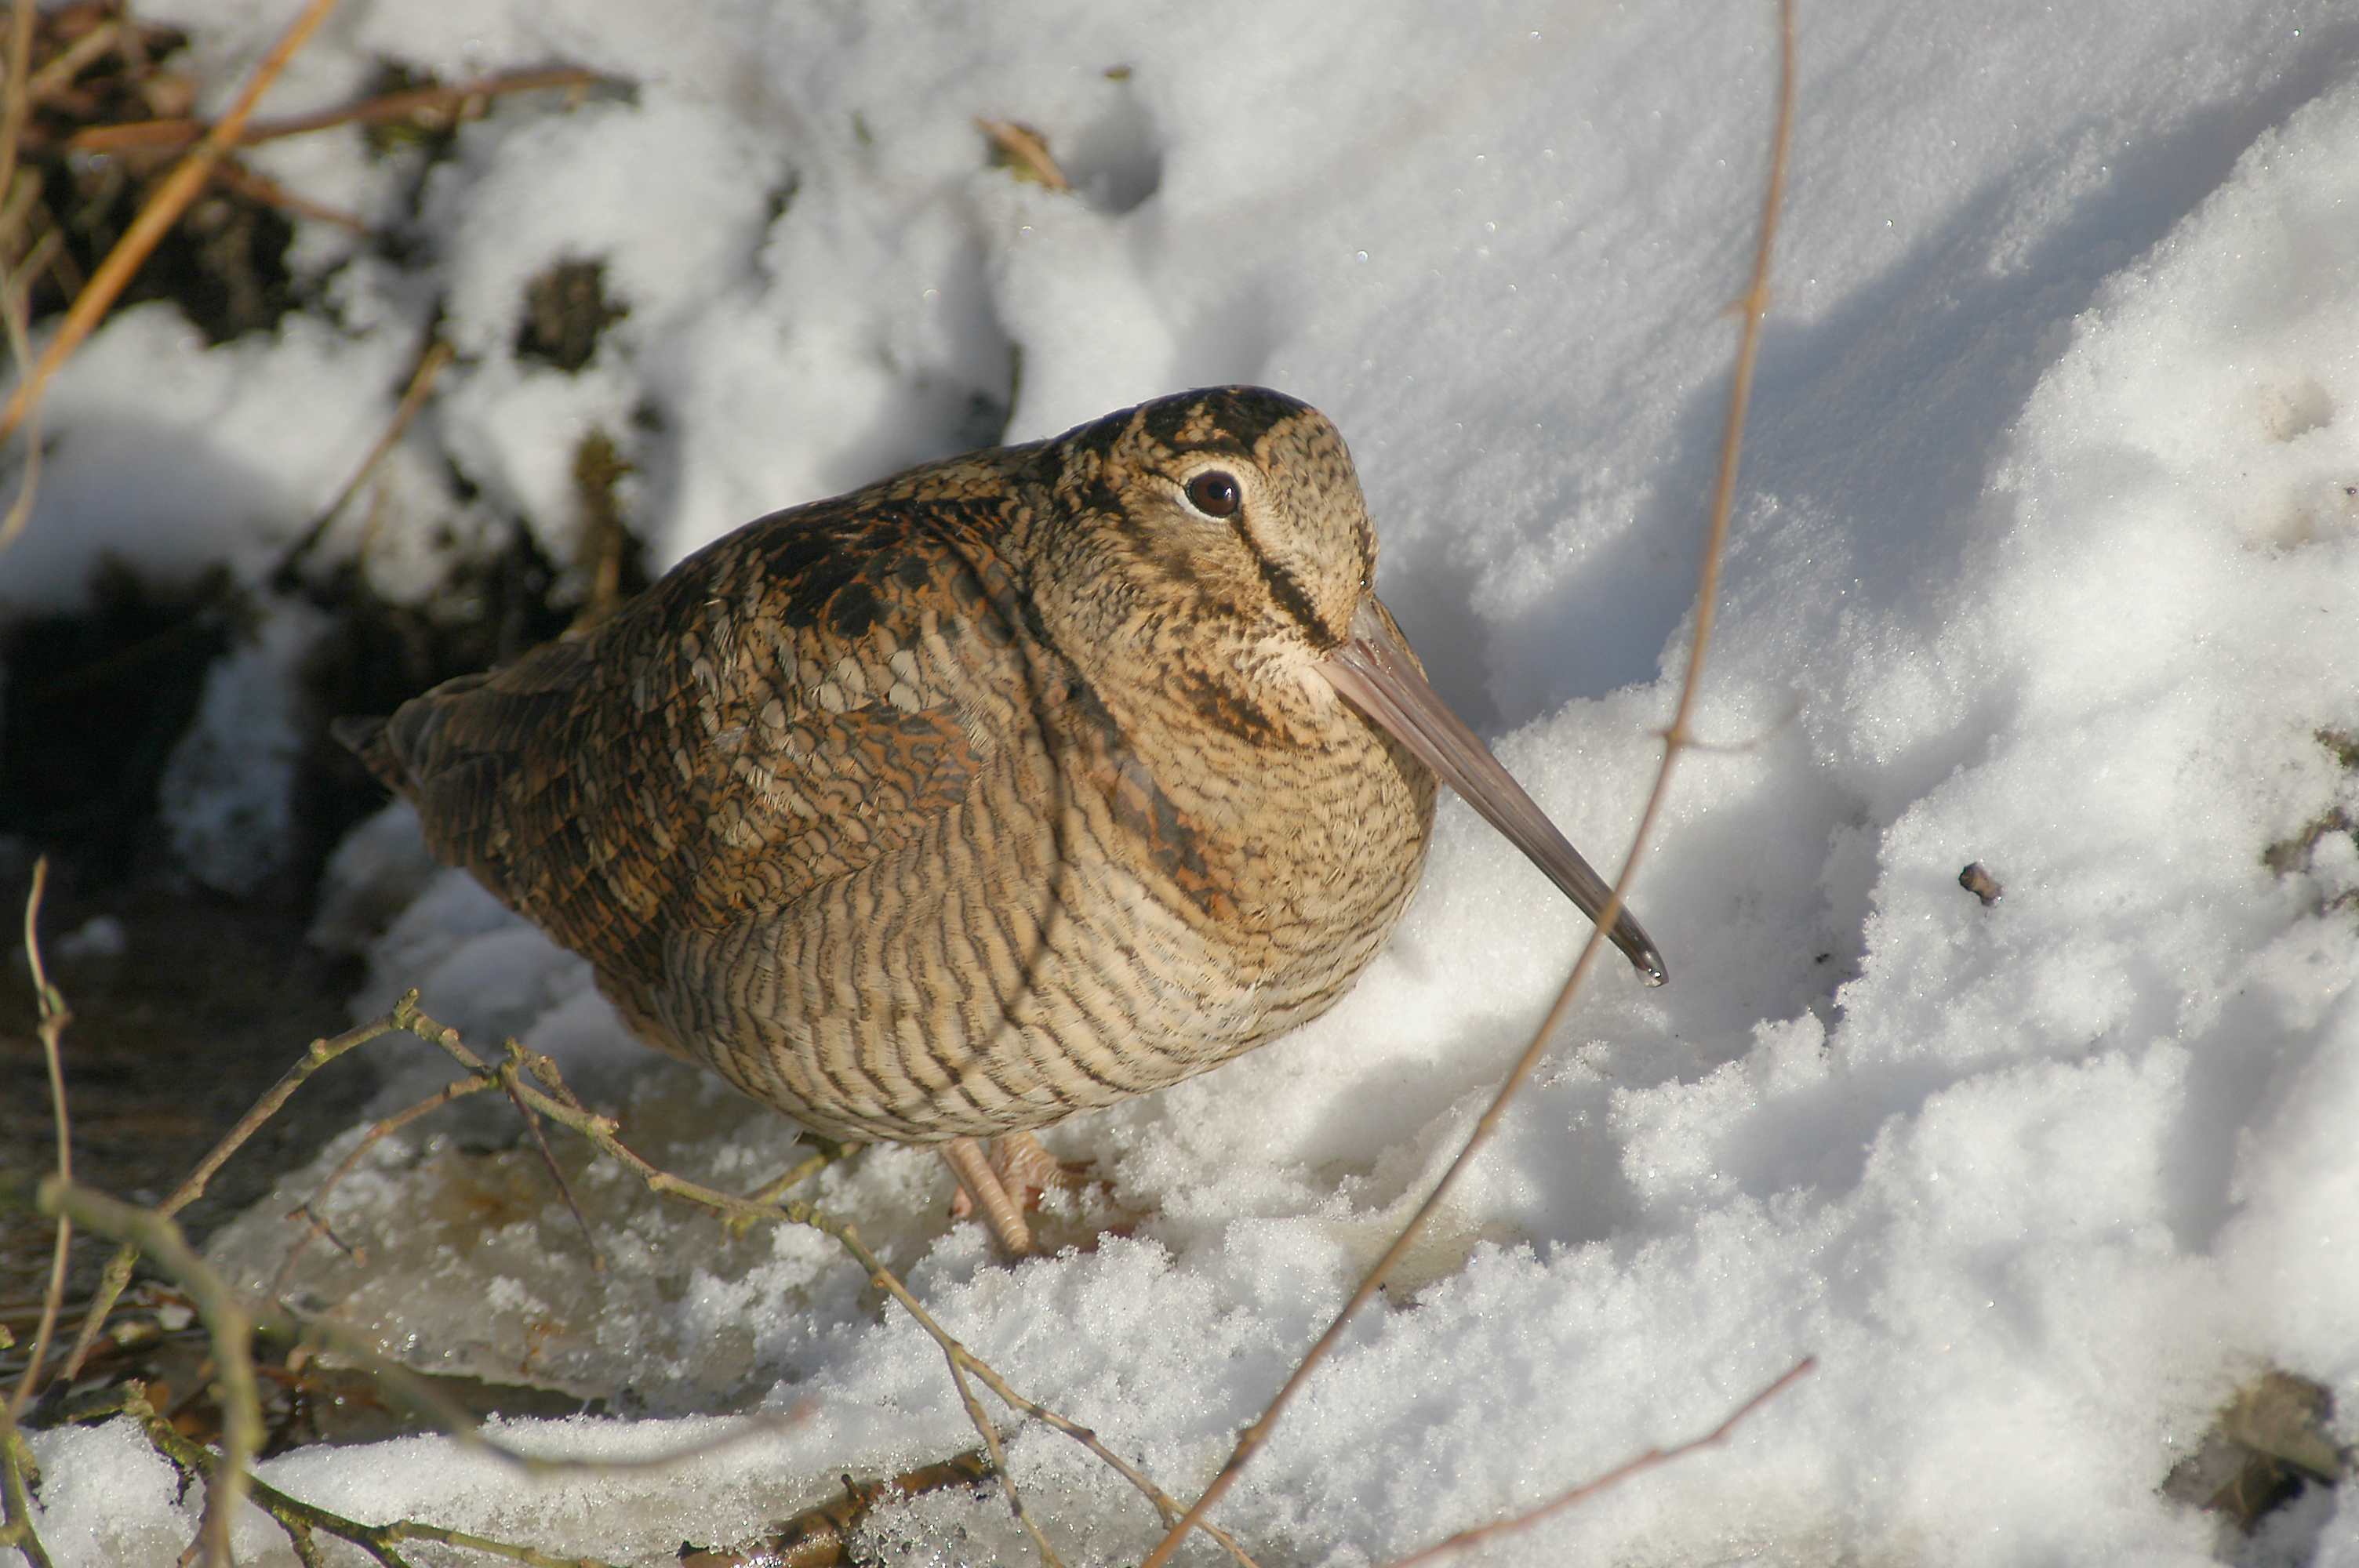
[{"x1": 1184, "y1": 470, "x2": 1241, "y2": 518}]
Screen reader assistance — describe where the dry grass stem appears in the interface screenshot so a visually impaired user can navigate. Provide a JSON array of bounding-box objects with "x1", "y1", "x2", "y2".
[
  {"x1": 277, "y1": 338, "x2": 455, "y2": 582},
  {"x1": 1140, "y1": 6, "x2": 1801, "y2": 1563},
  {"x1": 8, "y1": 859, "x2": 72, "y2": 1425},
  {"x1": 0, "y1": 0, "x2": 343, "y2": 448},
  {"x1": 0, "y1": 2, "x2": 42, "y2": 559},
  {"x1": 212, "y1": 158, "x2": 367, "y2": 231},
  {"x1": 66, "y1": 67, "x2": 611, "y2": 156},
  {"x1": 0, "y1": 0, "x2": 37, "y2": 238},
  {"x1": 1373, "y1": 1358, "x2": 1817, "y2": 1568},
  {"x1": 976, "y1": 118, "x2": 1070, "y2": 191},
  {"x1": 0, "y1": 236, "x2": 45, "y2": 556},
  {"x1": 24, "y1": 19, "x2": 120, "y2": 106}
]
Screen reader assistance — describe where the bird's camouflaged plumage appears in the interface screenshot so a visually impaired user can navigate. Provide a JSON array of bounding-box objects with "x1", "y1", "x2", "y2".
[{"x1": 345, "y1": 387, "x2": 1438, "y2": 1143}]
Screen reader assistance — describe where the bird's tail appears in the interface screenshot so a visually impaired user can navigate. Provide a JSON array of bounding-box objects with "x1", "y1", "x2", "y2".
[{"x1": 330, "y1": 715, "x2": 409, "y2": 796}]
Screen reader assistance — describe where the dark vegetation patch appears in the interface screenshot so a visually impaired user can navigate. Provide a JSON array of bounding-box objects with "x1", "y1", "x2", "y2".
[
  {"x1": 13, "y1": 2, "x2": 300, "y2": 342},
  {"x1": 515, "y1": 257, "x2": 626, "y2": 373}
]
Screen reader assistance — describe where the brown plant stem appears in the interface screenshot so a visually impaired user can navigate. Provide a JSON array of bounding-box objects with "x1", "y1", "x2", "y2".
[
  {"x1": 0, "y1": 0, "x2": 36, "y2": 245},
  {"x1": 274, "y1": 336, "x2": 454, "y2": 583},
  {"x1": 67, "y1": 67, "x2": 609, "y2": 156},
  {"x1": 58, "y1": 1006, "x2": 404, "y2": 1385},
  {"x1": 125, "y1": 1388, "x2": 625, "y2": 1568},
  {"x1": 38, "y1": 1181, "x2": 260, "y2": 1568},
  {"x1": 1140, "y1": 5, "x2": 1801, "y2": 1563},
  {"x1": 7, "y1": 860, "x2": 71, "y2": 1424},
  {"x1": 1374, "y1": 1359, "x2": 1817, "y2": 1568}
]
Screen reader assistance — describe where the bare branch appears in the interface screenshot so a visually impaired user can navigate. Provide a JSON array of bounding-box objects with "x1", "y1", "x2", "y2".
[
  {"x1": 497, "y1": 1042, "x2": 605, "y2": 1269},
  {"x1": 268, "y1": 1072, "x2": 498, "y2": 1298},
  {"x1": 39, "y1": 1181, "x2": 262, "y2": 1567},
  {"x1": 128, "y1": 1386, "x2": 627, "y2": 1568},
  {"x1": 438, "y1": 1025, "x2": 1249, "y2": 1568},
  {"x1": 60, "y1": 1004, "x2": 405, "y2": 1384},
  {"x1": 274, "y1": 336, "x2": 454, "y2": 584},
  {"x1": 1375, "y1": 1359, "x2": 1817, "y2": 1568}
]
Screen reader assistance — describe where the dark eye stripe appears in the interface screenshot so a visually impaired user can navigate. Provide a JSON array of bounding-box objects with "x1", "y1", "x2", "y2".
[{"x1": 1232, "y1": 517, "x2": 1339, "y2": 651}]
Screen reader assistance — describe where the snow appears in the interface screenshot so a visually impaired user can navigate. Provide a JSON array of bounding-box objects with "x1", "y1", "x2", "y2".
[{"x1": 13, "y1": 0, "x2": 2359, "y2": 1563}]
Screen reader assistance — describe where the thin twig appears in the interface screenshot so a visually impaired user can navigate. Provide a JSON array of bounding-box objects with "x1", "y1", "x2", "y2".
[
  {"x1": 0, "y1": 0, "x2": 36, "y2": 248},
  {"x1": 213, "y1": 157, "x2": 368, "y2": 231},
  {"x1": 436, "y1": 1025, "x2": 1246, "y2": 1568},
  {"x1": 0, "y1": 0, "x2": 343, "y2": 447},
  {"x1": 24, "y1": 20, "x2": 120, "y2": 106},
  {"x1": 66, "y1": 67, "x2": 611, "y2": 156},
  {"x1": 947, "y1": 1337, "x2": 1264, "y2": 1568},
  {"x1": 498, "y1": 1041, "x2": 605, "y2": 1269},
  {"x1": 1373, "y1": 1359, "x2": 1817, "y2": 1568},
  {"x1": 255, "y1": 1301, "x2": 794, "y2": 1483},
  {"x1": 942, "y1": 1352, "x2": 1067, "y2": 1568},
  {"x1": 125, "y1": 1387, "x2": 627, "y2": 1568},
  {"x1": 729, "y1": 1135, "x2": 861, "y2": 1230},
  {"x1": 0, "y1": 166, "x2": 38, "y2": 256},
  {"x1": 274, "y1": 336, "x2": 453, "y2": 583},
  {"x1": 269, "y1": 1072, "x2": 498, "y2": 1298},
  {"x1": 1140, "y1": 5, "x2": 1801, "y2": 1562},
  {"x1": 59, "y1": 1004, "x2": 405, "y2": 1383},
  {"x1": 7, "y1": 858, "x2": 72, "y2": 1423},
  {"x1": 39, "y1": 1181, "x2": 261, "y2": 1568},
  {"x1": 0, "y1": 226, "x2": 46, "y2": 555}
]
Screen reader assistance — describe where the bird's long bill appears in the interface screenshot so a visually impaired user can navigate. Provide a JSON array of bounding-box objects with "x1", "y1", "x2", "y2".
[{"x1": 1319, "y1": 600, "x2": 1668, "y2": 986}]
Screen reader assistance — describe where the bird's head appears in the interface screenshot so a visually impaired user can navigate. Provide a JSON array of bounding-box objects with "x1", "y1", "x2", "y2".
[{"x1": 1038, "y1": 386, "x2": 1667, "y2": 985}]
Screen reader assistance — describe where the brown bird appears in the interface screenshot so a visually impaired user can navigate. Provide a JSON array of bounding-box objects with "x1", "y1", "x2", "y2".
[{"x1": 337, "y1": 387, "x2": 1665, "y2": 1251}]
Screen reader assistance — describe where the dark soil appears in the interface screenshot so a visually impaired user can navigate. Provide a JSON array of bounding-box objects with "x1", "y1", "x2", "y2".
[{"x1": 0, "y1": 852, "x2": 378, "y2": 1323}]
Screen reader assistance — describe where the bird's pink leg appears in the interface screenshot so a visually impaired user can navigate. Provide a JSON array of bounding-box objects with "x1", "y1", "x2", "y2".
[
  {"x1": 942, "y1": 1131, "x2": 1085, "y2": 1254},
  {"x1": 941, "y1": 1138, "x2": 1033, "y2": 1254}
]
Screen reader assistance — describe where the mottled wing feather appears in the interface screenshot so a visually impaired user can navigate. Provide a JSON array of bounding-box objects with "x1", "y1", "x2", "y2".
[{"x1": 372, "y1": 493, "x2": 1034, "y2": 1040}]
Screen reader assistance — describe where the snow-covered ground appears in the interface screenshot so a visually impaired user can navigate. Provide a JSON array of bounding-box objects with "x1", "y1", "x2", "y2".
[{"x1": 15, "y1": 0, "x2": 2359, "y2": 1563}]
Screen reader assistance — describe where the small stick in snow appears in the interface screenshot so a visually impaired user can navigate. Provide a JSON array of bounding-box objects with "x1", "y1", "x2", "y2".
[{"x1": 1373, "y1": 1358, "x2": 1817, "y2": 1568}]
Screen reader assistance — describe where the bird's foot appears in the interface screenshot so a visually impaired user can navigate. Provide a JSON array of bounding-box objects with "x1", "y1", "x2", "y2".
[{"x1": 940, "y1": 1131, "x2": 1087, "y2": 1255}]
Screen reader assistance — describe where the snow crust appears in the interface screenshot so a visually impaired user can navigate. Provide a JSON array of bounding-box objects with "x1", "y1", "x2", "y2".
[{"x1": 14, "y1": 0, "x2": 2359, "y2": 1563}]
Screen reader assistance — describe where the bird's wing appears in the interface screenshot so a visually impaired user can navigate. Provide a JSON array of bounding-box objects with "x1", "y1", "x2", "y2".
[{"x1": 369, "y1": 492, "x2": 1045, "y2": 1003}]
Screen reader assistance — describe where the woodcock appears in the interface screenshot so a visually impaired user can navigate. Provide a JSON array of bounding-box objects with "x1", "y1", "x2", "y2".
[{"x1": 339, "y1": 386, "x2": 1666, "y2": 1251}]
